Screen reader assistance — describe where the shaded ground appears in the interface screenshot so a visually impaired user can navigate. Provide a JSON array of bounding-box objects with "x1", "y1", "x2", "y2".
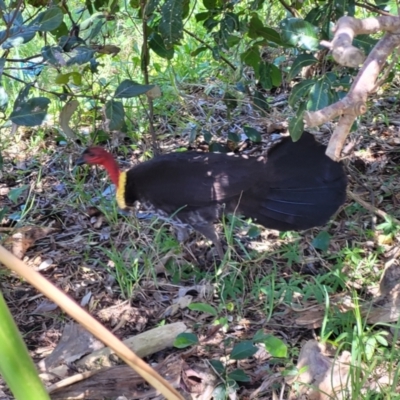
[{"x1": 1, "y1": 90, "x2": 400, "y2": 398}]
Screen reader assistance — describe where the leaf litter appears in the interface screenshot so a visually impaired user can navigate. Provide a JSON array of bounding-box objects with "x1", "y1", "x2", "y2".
[{"x1": 1, "y1": 88, "x2": 400, "y2": 398}]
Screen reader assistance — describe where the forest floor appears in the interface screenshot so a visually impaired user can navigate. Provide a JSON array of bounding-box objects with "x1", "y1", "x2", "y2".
[{"x1": 1, "y1": 89, "x2": 400, "y2": 399}]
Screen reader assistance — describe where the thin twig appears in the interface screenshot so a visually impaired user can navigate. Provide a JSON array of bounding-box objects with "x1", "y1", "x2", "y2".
[
  {"x1": 140, "y1": 0, "x2": 159, "y2": 155},
  {"x1": 183, "y1": 28, "x2": 237, "y2": 71},
  {"x1": 347, "y1": 190, "x2": 400, "y2": 225}
]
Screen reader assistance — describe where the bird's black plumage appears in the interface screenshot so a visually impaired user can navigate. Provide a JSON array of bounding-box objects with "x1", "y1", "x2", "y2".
[
  {"x1": 78, "y1": 132, "x2": 347, "y2": 256},
  {"x1": 121, "y1": 132, "x2": 347, "y2": 255}
]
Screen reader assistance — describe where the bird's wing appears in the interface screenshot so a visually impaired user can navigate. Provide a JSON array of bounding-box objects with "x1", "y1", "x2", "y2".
[{"x1": 127, "y1": 152, "x2": 264, "y2": 210}]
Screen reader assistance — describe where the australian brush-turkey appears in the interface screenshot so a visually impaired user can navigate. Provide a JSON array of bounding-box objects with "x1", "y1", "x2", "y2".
[{"x1": 76, "y1": 132, "x2": 347, "y2": 257}]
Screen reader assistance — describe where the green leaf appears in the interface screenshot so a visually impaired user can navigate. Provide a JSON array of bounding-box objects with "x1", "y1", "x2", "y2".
[
  {"x1": 247, "y1": 225, "x2": 261, "y2": 238},
  {"x1": 10, "y1": 97, "x2": 50, "y2": 126},
  {"x1": 226, "y1": 35, "x2": 240, "y2": 47},
  {"x1": 288, "y1": 110, "x2": 305, "y2": 142},
  {"x1": 203, "y1": 130, "x2": 212, "y2": 143},
  {"x1": 288, "y1": 53, "x2": 317, "y2": 81},
  {"x1": 230, "y1": 341, "x2": 258, "y2": 360},
  {"x1": 353, "y1": 34, "x2": 377, "y2": 54},
  {"x1": 243, "y1": 126, "x2": 262, "y2": 143},
  {"x1": 195, "y1": 11, "x2": 210, "y2": 22},
  {"x1": 280, "y1": 18, "x2": 319, "y2": 51},
  {"x1": 228, "y1": 131, "x2": 240, "y2": 143},
  {"x1": 32, "y1": 6, "x2": 63, "y2": 31},
  {"x1": 248, "y1": 15, "x2": 281, "y2": 44},
  {"x1": 66, "y1": 46, "x2": 95, "y2": 66},
  {"x1": 41, "y1": 45, "x2": 64, "y2": 66},
  {"x1": 145, "y1": 0, "x2": 160, "y2": 16},
  {"x1": 190, "y1": 46, "x2": 208, "y2": 56},
  {"x1": 188, "y1": 302, "x2": 218, "y2": 316},
  {"x1": 262, "y1": 335, "x2": 288, "y2": 358},
  {"x1": 240, "y1": 46, "x2": 261, "y2": 72},
  {"x1": 174, "y1": 332, "x2": 199, "y2": 348},
  {"x1": 228, "y1": 369, "x2": 251, "y2": 382},
  {"x1": 253, "y1": 89, "x2": 269, "y2": 114},
  {"x1": 1, "y1": 26, "x2": 38, "y2": 49},
  {"x1": 159, "y1": 0, "x2": 183, "y2": 47},
  {"x1": 307, "y1": 79, "x2": 332, "y2": 111},
  {"x1": 312, "y1": 231, "x2": 331, "y2": 251},
  {"x1": 105, "y1": 100, "x2": 124, "y2": 130},
  {"x1": 0, "y1": 292, "x2": 50, "y2": 399},
  {"x1": 289, "y1": 80, "x2": 314, "y2": 108},
  {"x1": 8, "y1": 185, "x2": 29, "y2": 204},
  {"x1": 209, "y1": 359, "x2": 225, "y2": 374},
  {"x1": 259, "y1": 62, "x2": 281, "y2": 89},
  {"x1": 149, "y1": 32, "x2": 174, "y2": 59},
  {"x1": 114, "y1": 79, "x2": 155, "y2": 98},
  {"x1": 203, "y1": 0, "x2": 217, "y2": 10}
]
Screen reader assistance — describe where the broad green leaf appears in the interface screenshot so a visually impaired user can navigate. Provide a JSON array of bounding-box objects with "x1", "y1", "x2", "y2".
[
  {"x1": 8, "y1": 185, "x2": 29, "y2": 204},
  {"x1": 0, "y1": 292, "x2": 50, "y2": 400},
  {"x1": 159, "y1": 0, "x2": 184, "y2": 47},
  {"x1": 41, "y1": 45, "x2": 64, "y2": 66},
  {"x1": 228, "y1": 369, "x2": 251, "y2": 382},
  {"x1": 312, "y1": 231, "x2": 331, "y2": 251},
  {"x1": 50, "y1": 21, "x2": 69, "y2": 39},
  {"x1": 263, "y1": 335, "x2": 288, "y2": 358},
  {"x1": 55, "y1": 72, "x2": 82, "y2": 85},
  {"x1": 259, "y1": 62, "x2": 281, "y2": 89},
  {"x1": 289, "y1": 80, "x2": 314, "y2": 108},
  {"x1": 1, "y1": 26, "x2": 38, "y2": 49},
  {"x1": 307, "y1": 79, "x2": 332, "y2": 111},
  {"x1": 335, "y1": 0, "x2": 355, "y2": 17},
  {"x1": 190, "y1": 46, "x2": 207, "y2": 56},
  {"x1": 14, "y1": 84, "x2": 33, "y2": 108},
  {"x1": 114, "y1": 79, "x2": 155, "y2": 98},
  {"x1": 247, "y1": 225, "x2": 261, "y2": 238},
  {"x1": 10, "y1": 97, "x2": 50, "y2": 126},
  {"x1": 209, "y1": 359, "x2": 225, "y2": 374},
  {"x1": 203, "y1": 0, "x2": 217, "y2": 10},
  {"x1": 253, "y1": 90, "x2": 269, "y2": 114},
  {"x1": 174, "y1": 332, "x2": 199, "y2": 348},
  {"x1": 31, "y1": 6, "x2": 63, "y2": 31},
  {"x1": 188, "y1": 302, "x2": 218, "y2": 316},
  {"x1": 240, "y1": 46, "x2": 261, "y2": 72},
  {"x1": 145, "y1": 0, "x2": 160, "y2": 16},
  {"x1": 288, "y1": 53, "x2": 317, "y2": 81},
  {"x1": 58, "y1": 35, "x2": 85, "y2": 52},
  {"x1": 243, "y1": 126, "x2": 262, "y2": 143},
  {"x1": 289, "y1": 109, "x2": 305, "y2": 142},
  {"x1": 230, "y1": 341, "x2": 258, "y2": 360},
  {"x1": 280, "y1": 18, "x2": 319, "y2": 51},
  {"x1": 66, "y1": 46, "x2": 95, "y2": 66},
  {"x1": 221, "y1": 13, "x2": 238, "y2": 33},
  {"x1": 226, "y1": 35, "x2": 240, "y2": 47},
  {"x1": 248, "y1": 15, "x2": 282, "y2": 44},
  {"x1": 105, "y1": 100, "x2": 125, "y2": 130},
  {"x1": 149, "y1": 32, "x2": 174, "y2": 59},
  {"x1": 228, "y1": 131, "x2": 240, "y2": 143},
  {"x1": 195, "y1": 11, "x2": 210, "y2": 22}
]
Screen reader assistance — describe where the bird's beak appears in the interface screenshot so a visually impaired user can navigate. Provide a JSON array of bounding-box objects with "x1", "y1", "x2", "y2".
[{"x1": 75, "y1": 156, "x2": 86, "y2": 166}]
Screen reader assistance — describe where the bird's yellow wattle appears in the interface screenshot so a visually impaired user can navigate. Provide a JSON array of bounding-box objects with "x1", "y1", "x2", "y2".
[{"x1": 116, "y1": 171, "x2": 127, "y2": 209}]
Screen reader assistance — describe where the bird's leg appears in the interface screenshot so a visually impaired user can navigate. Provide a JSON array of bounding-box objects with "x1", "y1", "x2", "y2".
[
  {"x1": 192, "y1": 223, "x2": 224, "y2": 259},
  {"x1": 173, "y1": 226, "x2": 190, "y2": 242}
]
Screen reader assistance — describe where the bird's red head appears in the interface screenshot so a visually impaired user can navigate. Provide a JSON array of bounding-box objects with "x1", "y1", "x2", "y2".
[{"x1": 76, "y1": 147, "x2": 121, "y2": 187}]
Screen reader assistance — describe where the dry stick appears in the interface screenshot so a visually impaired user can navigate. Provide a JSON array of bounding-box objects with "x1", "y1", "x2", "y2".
[
  {"x1": 0, "y1": 244, "x2": 183, "y2": 400},
  {"x1": 347, "y1": 190, "x2": 400, "y2": 225}
]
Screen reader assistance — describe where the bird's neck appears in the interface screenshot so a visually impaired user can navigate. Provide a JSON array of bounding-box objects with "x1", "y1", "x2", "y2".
[
  {"x1": 102, "y1": 156, "x2": 121, "y2": 187},
  {"x1": 101, "y1": 156, "x2": 128, "y2": 209}
]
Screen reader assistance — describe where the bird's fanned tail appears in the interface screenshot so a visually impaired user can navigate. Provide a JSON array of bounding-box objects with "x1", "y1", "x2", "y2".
[{"x1": 235, "y1": 132, "x2": 347, "y2": 231}]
